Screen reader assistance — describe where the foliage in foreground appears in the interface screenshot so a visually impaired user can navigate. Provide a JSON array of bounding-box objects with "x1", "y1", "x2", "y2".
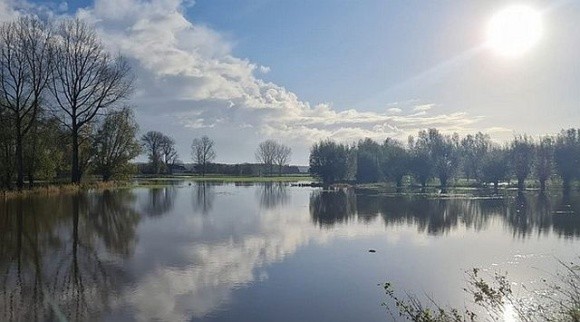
[{"x1": 383, "y1": 261, "x2": 580, "y2": 321}]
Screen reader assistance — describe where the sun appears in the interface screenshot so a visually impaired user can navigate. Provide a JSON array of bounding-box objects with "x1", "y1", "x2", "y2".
[{"x1": 486, "y1": 5, "x2": 543, "y2": 57}]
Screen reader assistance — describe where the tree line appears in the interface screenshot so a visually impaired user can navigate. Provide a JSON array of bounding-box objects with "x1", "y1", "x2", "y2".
[
  {"x1": 0, "y1": 17, "x2": 136, "y2": 190},
  {"x1": 309, "y1": 128, "x2": 580, "y2": 192},
  {"x1": 140, "y1": 131, "x2": 293, "y2": 177}
]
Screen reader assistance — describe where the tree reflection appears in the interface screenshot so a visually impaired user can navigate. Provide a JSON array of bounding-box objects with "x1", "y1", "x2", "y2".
[
  {"x1": 310, "y1": 190, "x2": 580, "y2": 238},
  {"x1": 257, "y1": 182, "x2": 289, "y2": 210},
  {"x1": 142, "y1": 186, "x2": 176, "y2": 217},
  {"x1": 192, "y1": 182, "x2": 215, "y2": 215},
  {"x1": 0, "y1": 190, "x2": 142, "y2": 321},
  {"x1": 310, "y1": 189, "x2": 356, "y2": 227}
]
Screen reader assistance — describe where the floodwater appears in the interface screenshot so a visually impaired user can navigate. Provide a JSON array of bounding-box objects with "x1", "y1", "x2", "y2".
[{"x1": 1, "y1": 182, "x2": 579, "y2": 321}]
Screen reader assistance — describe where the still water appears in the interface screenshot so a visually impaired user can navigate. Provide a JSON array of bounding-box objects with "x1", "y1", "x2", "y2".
[{"x1": 1, "y1": 182, "x2": 579, "y2": 321}]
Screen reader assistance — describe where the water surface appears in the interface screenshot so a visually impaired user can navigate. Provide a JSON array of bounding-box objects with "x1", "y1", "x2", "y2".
[{"x1": 1, "y1": 183, "x2": 579, "y2": 321}]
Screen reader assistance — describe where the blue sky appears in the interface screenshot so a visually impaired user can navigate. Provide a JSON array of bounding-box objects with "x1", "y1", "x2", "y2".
[{"x1": 3, "y1": 0, "x2": 580, "y2": 164}]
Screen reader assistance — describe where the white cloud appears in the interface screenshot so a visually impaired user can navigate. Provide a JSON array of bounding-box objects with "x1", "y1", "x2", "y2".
[
  {"x1": 413, "y1": 104, "x2": 434, "y2": 112},
  {"x1": 1, "y1": 0, "x2": 484, "y2": 163}
]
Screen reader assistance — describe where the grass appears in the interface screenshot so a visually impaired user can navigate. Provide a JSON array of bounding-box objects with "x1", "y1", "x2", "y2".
[{"x1": 0, "y1": 180, "x2": 133, "y2": 199}]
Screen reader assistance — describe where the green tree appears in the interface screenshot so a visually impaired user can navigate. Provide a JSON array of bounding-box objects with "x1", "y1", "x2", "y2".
[
  {"x1": 460, "y1": 132, "x2": 491, "y2": 182},
  {"x1": 0, "y1": 17, "x2": 54, "y2": 190},
  {"x1": 554, "y1": 129, "x2": 580, "y2": 191},
  {"x1": 510, "y1": 135, "x2": 535, "y2": 191},
  {"x1": 92, "y1": 107, "x2": 141, "y2": 181},
  {"x1": 309, "y1": 140, "x2": 352, "y2": 185},
  {"x1": 381, "y1": 138, "x2": 408, "y2": 188},
  {"x1": 356, "y1": 138, "x2": 382, "y2": 183},
  {"x1": 482, "y1": 147, "x2": 510, "y2": 192},
  {"x1": 535, "y1": 136, "x2": 554, "y2": 192},
  {"x1": 141, "y1": 131, "x2": 166, "y2": 174}
]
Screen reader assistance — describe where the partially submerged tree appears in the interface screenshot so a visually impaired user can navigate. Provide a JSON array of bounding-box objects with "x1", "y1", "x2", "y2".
[
  {"x1": 554, "y1": 129, "x2": 580, "y2": 192},
  {"x1": 92, "y1": 107, "x2": 141, "y2": 181},
  {"x1": 50, "y1": 18, "x2": 133, "y2": 183},
  {"x1": 191, "y1": 135, "x2": 216, "y2": 176},
  {"x1": 356, "y1": 138, "x2": 382, "y2": 183},
  {"x1": 309, "y1": 140, "x2": 353, "y2": 185},
  {"x1": 381, "y1": 138, "x2": 408, "y2": 188},
  {"x1": 482, "y1": 147, "x2": 509, "y2": 192},
  {"x1": 0, "y1": 17, "x2": 54, "y2": 190},
  {"x1": 460, "y1": 132, "x2": 491, "y2": 182},
  {"x1": 535, "y1": 136, "x2": 554, "y2": 192},
  {"x1": 510, "y1": 135, "x2": 535, "y2": 191}
]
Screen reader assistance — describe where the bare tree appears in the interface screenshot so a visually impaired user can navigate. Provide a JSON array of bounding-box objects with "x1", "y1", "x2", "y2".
[
  {"x1": 50, "y1": 18, "x2": 133, "y2": 183},
  {"x1": 0, "y1": 17, "x2": 54, "y2": 190},
  {"x1": 274, "y1": 144, "x2": 291, "y2": 176},
  {"x1": 256, "y1": 140, "x2": 278, "y2": 176},
  {"x1": 160, "y1": 135, "x2": 178, "y2": 174},
  {"x1": 141, "y1": 131, "x2": 165, "y2": 174},
  {"x1": 191, "y1": 136, "x2": 216, "y2": 176}
]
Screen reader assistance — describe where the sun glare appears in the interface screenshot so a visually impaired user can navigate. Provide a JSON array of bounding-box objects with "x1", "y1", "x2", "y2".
[{"x1": 486, "y1": 5, "x2": 543, "y2": 57}]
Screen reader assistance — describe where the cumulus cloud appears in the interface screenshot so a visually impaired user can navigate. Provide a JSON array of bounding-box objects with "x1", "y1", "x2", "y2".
[{"x1": 1, "y1": 0, "x2": 484, "y2": 163}]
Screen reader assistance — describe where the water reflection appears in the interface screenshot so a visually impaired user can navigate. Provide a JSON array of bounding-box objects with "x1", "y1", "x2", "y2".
[
  {"x1": 310, "y1": 189, "x2": 356, "y2": 227},
  {"x1": 0, "y1": 190, "x2": 141, "y2": 321},
  {"x1": 1, "y1": 186, "x2": 580, "y2": 321},
  {"x1": 257, "y1": 182, "x2": 290, "y2": 209},
  {"x1": 142, "y1": 186, "x2": 176, "y2": 217},
  {"x1": 312, "y1": 189, "x2": 580, "y2": 238},
  {"x1": 192, "y1": 182, "x2": 215, "y2": 214}
]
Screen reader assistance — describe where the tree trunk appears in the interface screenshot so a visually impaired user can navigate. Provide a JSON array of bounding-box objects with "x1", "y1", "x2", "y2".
[
  {"x1": 540, "y1": 179, "x2": 546, "y2": 192},
  {"x1": 16, "y1": 121, "x2": 24, "y2": 191},
  {"x1": 493, "y1": 181, "x2": 499, "y2": 193},
  {"x1": 71, "y1": 125, "x2": 80, "y2": 184}
]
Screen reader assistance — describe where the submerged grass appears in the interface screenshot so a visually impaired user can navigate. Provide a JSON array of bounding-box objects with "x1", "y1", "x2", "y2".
[
  {"x1": 1, "y1": 175, "x2": 314, "y2": 199},
  {"x1": 0, "y1": 181, "x2": 132, "y2": 199}
]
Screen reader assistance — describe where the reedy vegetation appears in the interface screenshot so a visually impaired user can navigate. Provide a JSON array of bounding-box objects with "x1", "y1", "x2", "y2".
[
  {"x1": 383, "y1": 261, "x2": 580, "y2": 321},
  {"x1": 309, "y1": 128, "x2": 580, "y2": 191}
]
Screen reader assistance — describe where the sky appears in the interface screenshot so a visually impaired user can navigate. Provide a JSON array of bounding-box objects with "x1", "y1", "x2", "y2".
[{"x1": 1, "y1": 0, "x2": 579, "y2": 165}]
